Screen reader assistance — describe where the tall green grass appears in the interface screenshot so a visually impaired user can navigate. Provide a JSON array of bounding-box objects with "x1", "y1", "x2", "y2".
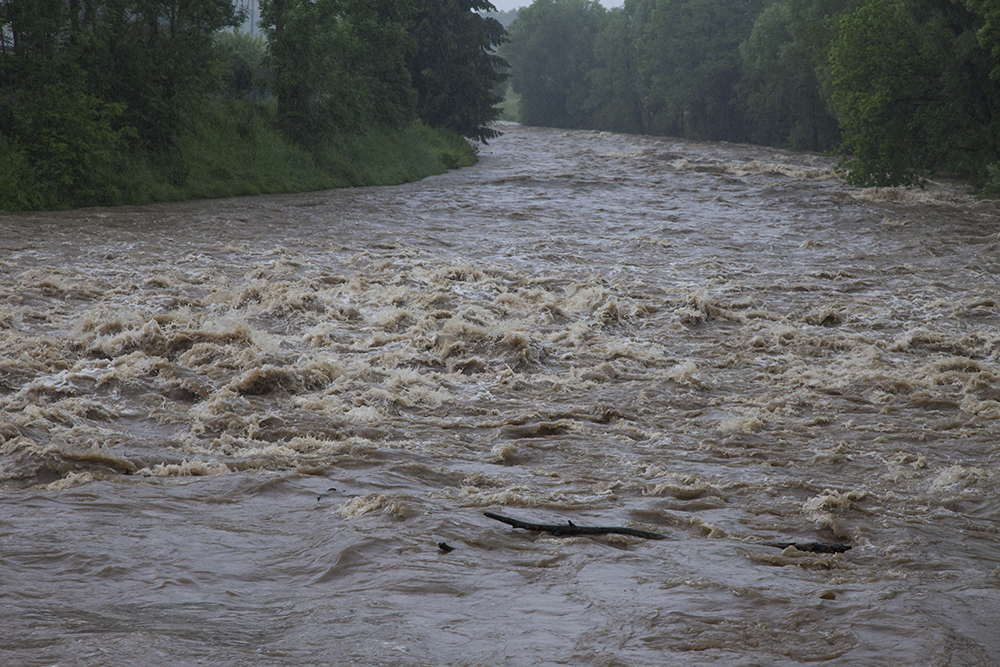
[
  {"x1": 0, "y1": 97, "x2": 478, "y2": 212},
  {"x1": 317, "y1": 121, "x2": 476, "y2": 186}
]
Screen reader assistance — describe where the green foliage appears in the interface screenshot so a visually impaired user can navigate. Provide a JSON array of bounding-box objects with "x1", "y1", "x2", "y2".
[
  {"x1": 86, "y1": 0, "x2": 244, "y2": 148},
  {"x1": 504, "y1": 0, "x2": 608, "y2": 129},
  {"x1": 504, "y1": 0, "x2": 766, "y2": 140},
  {"x1": 262, "y1": 0, "x2": 508, "y2": 144},
  {"x1": 0, "y1": 0, "x2": 498, "y2": 211},
  {"x1": 160, "y1": 98, "x2": 329, "y2": 200},
  {"x1": 0, "y1": 0, "x2": 245, "y2": 158},
  {"x1": 8, "y1": 66, "x2": 133, "y2": 209},
  {"x1": 639, "y1": 0, "x2": 765, "y2": 141},
  {"x1": 408, "y1": 0, "x2": 509, "y2": 142},
  {"x1": 261, "y1": 0, "x2": 364, "y2": 142},
  {"x1": 830, "y1": 0, "x2": 935, "y2": 185},
  {"x1": 0, "y1": 135, "x2": 36, "y2": 212},
  {"x1": 830, "y1": 0, "x2": 999, "y2": 187},
  {"x1": 498, "y1": 89, "x2": 522, "y2": 122},
  {"x1": 961, "y1": 0, "x2": 1000, "y2": 79},
  {"x1": 738, "y1": 1, "x2": 840, "y2": 150},
  {"x1": 586, "y1": 6, "x2": 647, "y2": 134},
  {"x1": 215, "y1": 32, "x2": 272, "y2": 99},
  {"x1": 980, "y1": 163, "x2": 1000, "y2": 199},
  {"x1": 340, "y1": 0, "x2": 419, "y2": 128}
]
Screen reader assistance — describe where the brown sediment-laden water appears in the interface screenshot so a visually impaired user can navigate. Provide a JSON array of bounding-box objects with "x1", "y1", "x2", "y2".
[{"x1": 1, "y1": 123, "x2": 999, "y2": 666}]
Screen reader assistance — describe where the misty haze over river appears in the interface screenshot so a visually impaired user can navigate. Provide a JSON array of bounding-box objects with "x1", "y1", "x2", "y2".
[{"x1": 2, "y1": 124, "x2": 999, "y2": 666}]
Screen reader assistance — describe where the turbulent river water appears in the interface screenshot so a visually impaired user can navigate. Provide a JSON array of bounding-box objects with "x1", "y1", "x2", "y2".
[{"x1": 2, "y1": 124, "x2": 999, "y2": 666}]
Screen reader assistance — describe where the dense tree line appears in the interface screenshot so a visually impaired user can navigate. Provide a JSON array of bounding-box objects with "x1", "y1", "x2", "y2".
[
  {"x1": 0, "y1": 0, "x2": 507, "y2": 210},
  {"x1": 503, "y1": 0, "x2": 1000, "y2": 192}
]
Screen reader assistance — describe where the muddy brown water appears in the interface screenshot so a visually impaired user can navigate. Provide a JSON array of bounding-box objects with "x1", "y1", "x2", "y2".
[{"x1": 1, "y1": 124, "x2": 999, "y2": 666}]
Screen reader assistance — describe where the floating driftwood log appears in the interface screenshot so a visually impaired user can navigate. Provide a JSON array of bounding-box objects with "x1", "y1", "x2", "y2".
[
  {"x1": 484, "y1": 511, "x2": 669, "y2": 540},
  {"x1": 484, "y1": 511, "x2": 852, "y2": 553}
]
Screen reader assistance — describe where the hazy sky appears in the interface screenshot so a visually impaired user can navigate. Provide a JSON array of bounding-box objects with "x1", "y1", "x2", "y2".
[{"x1": 490, "y1": 0, "x2": 625, "y2": 11}]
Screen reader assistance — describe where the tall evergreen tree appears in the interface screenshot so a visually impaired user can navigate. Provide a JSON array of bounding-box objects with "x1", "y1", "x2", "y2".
[{"x1": 407, "y1": 0, "x2": 508, "y2": 143}]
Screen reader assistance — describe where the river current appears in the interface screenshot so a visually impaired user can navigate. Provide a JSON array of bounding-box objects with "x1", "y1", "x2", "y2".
[{"x1": 1, "y1": 124, "x2": 999, "y2": 666}]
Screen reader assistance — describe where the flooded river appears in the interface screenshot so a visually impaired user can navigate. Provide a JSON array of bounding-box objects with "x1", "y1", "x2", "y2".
[{"x1": 1, "y1": 124, "x2": 999, "y2": 666}]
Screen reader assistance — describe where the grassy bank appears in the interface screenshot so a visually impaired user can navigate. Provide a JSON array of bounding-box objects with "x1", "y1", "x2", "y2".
[{"x1": 0, "y1": 97, "x2": 478, "y2": 213}]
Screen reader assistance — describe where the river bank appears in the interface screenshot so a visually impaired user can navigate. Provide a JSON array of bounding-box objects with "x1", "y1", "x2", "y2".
[{"x1": 0, "y1": 98, "x2": 478, "y2": 213}]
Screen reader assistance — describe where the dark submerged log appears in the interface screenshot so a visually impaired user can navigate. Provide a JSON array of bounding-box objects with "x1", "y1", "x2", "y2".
[
  {"x1": 484, "y1": 511, "x2": 668, "y2": 540},
  {"x1": 760, "y1": 541, "x2": 852, "y2": 554},
  {"x1": 483, "y1": 512, "x2": 853, "y2": 553}
]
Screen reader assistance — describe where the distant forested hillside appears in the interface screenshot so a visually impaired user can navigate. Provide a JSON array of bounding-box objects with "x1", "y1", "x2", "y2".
[
  {"x1": 502, "y1": 0, "x2": 1000, "y2": 194},
  {"x1": 0, "y1": 0, "x2": 508, "y2": 211}
]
